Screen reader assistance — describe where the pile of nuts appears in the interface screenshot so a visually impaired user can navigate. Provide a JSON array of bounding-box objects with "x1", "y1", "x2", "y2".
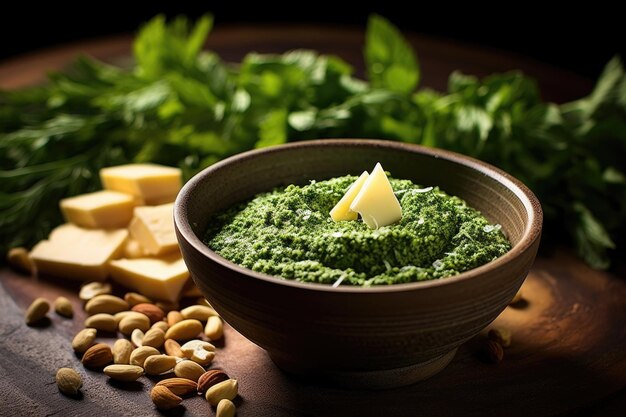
[{"x1": 25, "y1": 282, "x2": 237, "y2": 416}]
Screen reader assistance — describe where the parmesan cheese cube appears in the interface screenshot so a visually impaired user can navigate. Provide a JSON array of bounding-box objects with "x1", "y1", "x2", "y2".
[
  {"x1": 60, "y1": 190, "x2": 135, "y2": 229},
  {"x1": 350, "y1": 163, "x2": 402, "y2": 229},
  {"x1": 100, "y1": 164, "x2": 182, "y2": 205},
  {"x1": 108, "y1": 253, "x2": 189, "y2": 302},
  {"x1": 128, "y1": 203, "x2": 178, "y2": 256},
  {"x1": 30, "y1": 223, "x2": 128, "y2": 281},
  {"x1": 330, "y1": 171, "x2": 369, "y2": 222}
]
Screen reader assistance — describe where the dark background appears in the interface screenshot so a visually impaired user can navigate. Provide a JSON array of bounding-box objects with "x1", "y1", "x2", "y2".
[{"x1": 0, "y1": 3, "x2": 621, "y2": 80}]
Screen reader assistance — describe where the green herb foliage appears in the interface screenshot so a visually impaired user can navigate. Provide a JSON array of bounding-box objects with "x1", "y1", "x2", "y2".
[{"x1": 1, "y1": 14, "x2": 624, "y2": 269}]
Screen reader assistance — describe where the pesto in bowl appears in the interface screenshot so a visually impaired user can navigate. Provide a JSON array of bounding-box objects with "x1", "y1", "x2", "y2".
[{"x1": 204, "y1": 174, "x2": 511, "y2": 286}]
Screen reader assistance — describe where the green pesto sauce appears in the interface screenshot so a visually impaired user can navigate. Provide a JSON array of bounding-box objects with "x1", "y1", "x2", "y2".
[{"x1": 204, "y1": 175, "x2": 511, "y2": 286}]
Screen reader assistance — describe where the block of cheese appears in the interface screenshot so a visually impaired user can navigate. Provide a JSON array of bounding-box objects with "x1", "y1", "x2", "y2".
[
  {"x1": 60, "y1": 190, "x2": 135, "y2": 229},
  {"x1": 100, "y1": 164, "x2": 182, "y2": 205},
  {"x1": 330, "y1": 171, "x2": 369, "y2": 222},
  {"x1": 108, "y1": 253, "x2": 189, "y2": 302},
  {"x1": 123, "y1": 238, "x2": 148, "y2": 259},
  {"x1": 350, "y1": 162, "x2": 402, "y2": 229},
  {"x1": 30, "y1": 223, "x2": 128, "y2": 281},
  {"x1": 128, "y1": 203, "x2": 178, "y2": 255}
]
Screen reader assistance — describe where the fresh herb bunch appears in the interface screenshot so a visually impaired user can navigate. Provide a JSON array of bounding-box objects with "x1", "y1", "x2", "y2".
[{"x1": 1, "y1": 14, "x2": 624, "y2": 269}]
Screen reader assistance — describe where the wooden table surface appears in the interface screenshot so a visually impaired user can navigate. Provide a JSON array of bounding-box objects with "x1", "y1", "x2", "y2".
[{"x1": 1, "y1": 25, "x2": 624, "y2": 417}]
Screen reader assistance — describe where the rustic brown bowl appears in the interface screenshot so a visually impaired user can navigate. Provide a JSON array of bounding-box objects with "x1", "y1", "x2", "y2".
[{"x1": 174, "y1": 139, "x2": 542, "y2": 388}]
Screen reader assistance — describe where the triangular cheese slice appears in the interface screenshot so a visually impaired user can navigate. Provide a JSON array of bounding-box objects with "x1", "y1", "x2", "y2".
[
  {"x1": 349, "y1": 163, "x2": 402, "y2": 229},
  {"x1": 329, "y1": 171, "x2": 369, "y2": 222}
]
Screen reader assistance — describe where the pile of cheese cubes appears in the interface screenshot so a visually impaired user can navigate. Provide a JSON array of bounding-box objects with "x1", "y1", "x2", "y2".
[{"x1": 29, "y1": 164, "x2": 194, "y2": 302}]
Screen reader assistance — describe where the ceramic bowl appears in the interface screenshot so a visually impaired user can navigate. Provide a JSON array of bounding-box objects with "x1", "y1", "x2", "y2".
[{"x1": 174, "y1": 139, "x2": 542, "y2": 388}]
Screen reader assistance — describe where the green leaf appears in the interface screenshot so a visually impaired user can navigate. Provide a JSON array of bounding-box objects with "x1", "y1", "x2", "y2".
[
  {"x1": 572, "y1": 202, "x2": 615, "y2": 269},
  {"x1": 256, "y1": 109, "x2": 288, "y2": 148},
  {"x1": 365, "y1": 14, "x2": 419, "y2": 94}
]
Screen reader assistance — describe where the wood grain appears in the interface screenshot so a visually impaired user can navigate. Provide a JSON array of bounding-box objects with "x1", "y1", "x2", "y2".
[{"x1": 0, "y1": 25, "x2": 623, "y2": 416}]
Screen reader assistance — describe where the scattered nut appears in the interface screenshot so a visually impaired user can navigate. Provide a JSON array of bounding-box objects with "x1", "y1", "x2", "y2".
[
  {"x1": 217, "y1": 398, "x2": 236, "y2": 417},
  {"x1": 72, "y1": 328, "x2": 97, "y2": 353},
  {"x1": 181, "y1": 305, "x2": 218, "y2": 321},
  {"x1": 119, "y1": 312, "x2": 151, "y2": 335},
  {"x1": 483, "y1": 340, "x2": 504, "y2": 364},
  {"x1": 7, "y1": 247, "x2": 33, "y2": 274},
  {"x1": 56, "y1": 368, "x2": 82, "y2": 396},
  {"x1": 129, "y1": 346, "x2": 160, "y2": 368},
  {"x1": 488, "y1": 327, "x2": 512, "y2": 348},
  {"x1": 164, "y1": 339, "x2": 185, "y2": 358},
  {"x1": 132, "y1": 303, "x2": 165, "y2": 324},
  {"x1": 131, "y1": 328, "x2": 145, "y2": 347},
  {"x1": 156, "y1": 378, "x2": 198, "y2": 397},
  {"x1": 54, "y1": 296, "x2": 73, "y2": 318},
  {"x1": 205, "y1": 378, "x2": 238, "y2": 406},
  {"x1": 25, "y1": 297, "x2": 49, "y2": 325},
  {"x1": 82, "y1": 343, "x2": 113, "y2": 369},
  {"x1": 112, "y1": 339, "x2": 134, "y2": 364},
  {"x1": 165, "y1": 319, "x2": 203, "y2": 341},
  {"x1": 103, "y1": 364, "x2": 144, "y2": 381},
  {"x1": 85, "y1": 313, "x2": 117, "y2": 332},
  {"x1": 197, "y1": 369, "x2": 229, "y2": 394},
  {"x1": 144, "y1": 355, "x2": 177, "y2": 375},
  {"x1": 174, "y1": 360, "x2": 205, "y2": 382},
  {"x1": 114, "y1": 310, "x2": 134, "y2": 325},
  {"x1": 79, "y1": 281, "x2": 112, "y2": 301},
  {"x1": 151, "y1": 321, "x2": 169, "y2": 333},
  {"x1": 124, "y1": 292, "x2": 152, "y2": 307},
  {"x1": 151, "y1": 385, "x2": 182, "y2": 410},
  {"x1": 181, "y1": 340, "x2": 216, "y2": 366},
  {"x1": 204, "y1": 315, "x2": 224, "y2": 340},
  {"x1": 166, "y1": 311, "x2": 184, "y2": 327},
  {"x1": 142, "y1": 328, "x2": 165, "y2": 349},
  {"x1": 85, "y1": 294, "x2": 129, "y2": 315}
]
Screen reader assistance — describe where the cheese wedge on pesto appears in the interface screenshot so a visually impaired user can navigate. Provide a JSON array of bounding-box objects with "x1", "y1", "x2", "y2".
[
  {"x1": 329, "y1": 171, "x2": 369, "y2": 222},
  {"x1": 349, "y1": 163, "x2": 402, "y2": 229}
]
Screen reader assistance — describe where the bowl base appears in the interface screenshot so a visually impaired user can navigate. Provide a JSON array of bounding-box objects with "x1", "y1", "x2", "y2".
[{"x1": 269, "y1": 348, "x2": 458, "y2": 389}]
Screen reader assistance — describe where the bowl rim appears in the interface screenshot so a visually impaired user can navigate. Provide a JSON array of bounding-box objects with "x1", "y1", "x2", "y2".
[{"x1": 174, "y1": 139, "x2": 543, "y2": 294}]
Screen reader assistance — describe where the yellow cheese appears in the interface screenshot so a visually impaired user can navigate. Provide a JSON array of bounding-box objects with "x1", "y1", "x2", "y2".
[
  {"x1": 128, "y1": 203, "x2": 178, "y2": 255},
  {"x1": 108, "y1": 253, "x2": 189, "y2": 302},
  {"x1": 330, "y1": 171, "x2": 369, "y2": 222},
  {"x1": 100, "y1": 164, "x2": 182, "y2": 205},
  {"x1": 30, "y1": 223, "x2": 128, "y2": 281},
  {"x1": 349, "y1": 162, "x2": 402, "y2": 229},
  {"x1": 60, "y1": 190, "x2": 135, "y2": 229},
  {"x1": 123, "y1": 238, "x2": 147, "y2": 259}
]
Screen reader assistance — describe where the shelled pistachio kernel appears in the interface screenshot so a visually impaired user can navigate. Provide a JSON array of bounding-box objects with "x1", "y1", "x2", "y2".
[
  {"x1": 144, "y1": 355, "x2": 177, "y2": 375},
  {"x1": 25, "y1": 297, "x2": 49, "y2": 325},
  {"x1": 129, "y1": 346, "x2": 160, "y2": 367},
  {"x1": 56, "y1": 368, "x2": 82, "y2": 396},
  {"x1": 174, "y1": 360, "x2": 205, "y2": 382},
  {"x1": 217, "y1": 399, "x2": 236, "y2": 417},
  {"x1": 112, "y1": 338, "x2": 134, "y2": 364},
  {"x1": 54, "y1": 296, "x2": 73, "y2": 318},
  {"x1": 103, "y1": 364, "x2": 144, "y2": 381},
  {"x1": 204, "y1": 315, "x2": 224, "y2": 340},
  {"x1": 79, "y1": 281, "x2": 112, "y2": 301},
  {"x1": 205, "y1": 379, "x2": 238, "y2": 406},
  {"x1": 72, "y1": 328, "x2": 97, "y2": 353},
  {"x1": 85, "y1": 313, "x2": 117, "y2": 332},
  {"x1": 124, "y1": 292, "x2": 152, "y2": 307},
  {"x1": 7, "y1": 247, "x2": 33, "y2": 273}
]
